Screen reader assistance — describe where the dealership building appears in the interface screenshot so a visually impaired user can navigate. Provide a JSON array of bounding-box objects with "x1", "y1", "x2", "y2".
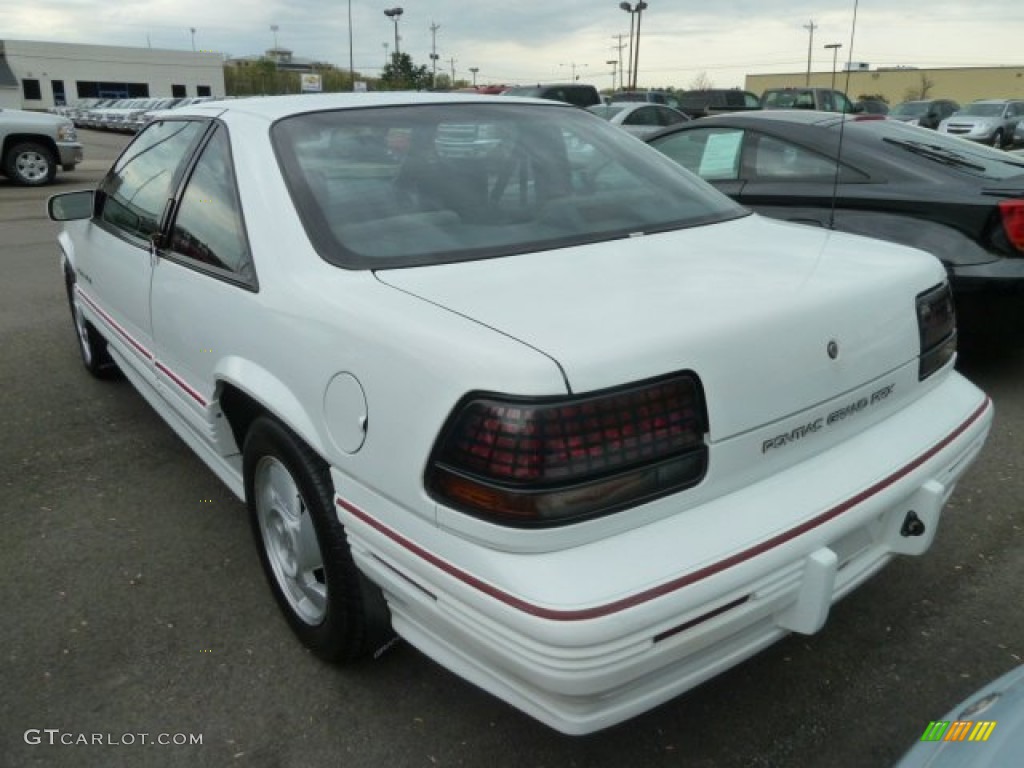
[
  {"x1": 0, "y1": 39, "x2": 225, "y2": 110},
  {"x1": 746, "y1": 65, "x2": 1024, "y2": 106}
]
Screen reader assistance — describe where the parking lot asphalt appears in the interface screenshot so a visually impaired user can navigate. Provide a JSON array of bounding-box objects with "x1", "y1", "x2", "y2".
[{"x1": 2, "y1": 129, "x2": 1022, "y2": 768}]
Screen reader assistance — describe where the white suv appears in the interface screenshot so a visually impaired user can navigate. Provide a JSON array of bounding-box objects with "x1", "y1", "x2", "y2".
[{"x1": 939, "y1": 99, "x2": 1024, "y2": 149}]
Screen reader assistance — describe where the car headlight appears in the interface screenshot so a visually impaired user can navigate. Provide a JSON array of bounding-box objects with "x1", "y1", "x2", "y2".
[{"x1": 57, "y1": 123, "x2": 78, "y2": 142}]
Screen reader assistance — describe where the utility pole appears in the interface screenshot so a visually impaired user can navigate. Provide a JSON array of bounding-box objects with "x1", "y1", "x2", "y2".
[
  {"x1": 611, "y1": 34, "x2": 627, "y2": 91},
  {"x1": 449, "y1": 57, "x2": 457, "y2": 83},
  {"x1": 803, "y1": 19, "x2": 817, "y2": 86},
  {"x1": 429, "y1": 21, "x2": 441, "y2": 88}
]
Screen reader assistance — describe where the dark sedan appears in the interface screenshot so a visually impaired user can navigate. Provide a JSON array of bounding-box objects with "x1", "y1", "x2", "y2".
[{"x1": 646, "y1": 111, "x2": 1024, "y2": 295}]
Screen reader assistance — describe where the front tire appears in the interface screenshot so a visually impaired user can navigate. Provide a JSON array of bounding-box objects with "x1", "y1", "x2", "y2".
[
  {"x1": 243, "y1": 416, "x2": 394, "y2": 662},
  {"x1": 64, "y1": 268, "x2": 117, "y2": 378},
  {"x1": 992, "y1": 129, "x2": 1005, "y2": 150},
  {"x1": 4, "y1": 142, "x2": 57, "y2": 186}
]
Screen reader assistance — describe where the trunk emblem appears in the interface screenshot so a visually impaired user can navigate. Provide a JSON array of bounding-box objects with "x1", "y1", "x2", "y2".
[{"x1": 827, "y1": 340, "x2": 839, "y2": 360}]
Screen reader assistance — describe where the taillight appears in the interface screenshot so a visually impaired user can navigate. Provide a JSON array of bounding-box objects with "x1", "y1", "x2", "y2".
[
  {"x1": 427, "y1": 373, "x2": 709, "y2": 526},
  {"x1": 916, "y1": 283, "x2": 956, "y2": 380},
  {"x1": 998, "y1": 200, "x2": 1024, "y2": 253}
]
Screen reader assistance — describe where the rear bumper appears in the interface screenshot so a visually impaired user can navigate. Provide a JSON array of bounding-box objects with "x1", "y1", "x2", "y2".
[{"x1": 336, "y1": 374, "x2": 991, "y2": 734}]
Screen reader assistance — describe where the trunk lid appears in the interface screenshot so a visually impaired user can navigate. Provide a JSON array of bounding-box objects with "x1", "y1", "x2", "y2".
[{"x1": 377, "y1": 215, "x2": 946, "y2": 441}]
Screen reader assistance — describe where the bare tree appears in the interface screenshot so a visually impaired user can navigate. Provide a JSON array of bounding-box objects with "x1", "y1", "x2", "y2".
[
  {"x1": 689, "y1": 71, "x2": 714, "y2": 91},
  {"x1": 904, "y1": 72, "x2": 935, "y2": 101}
]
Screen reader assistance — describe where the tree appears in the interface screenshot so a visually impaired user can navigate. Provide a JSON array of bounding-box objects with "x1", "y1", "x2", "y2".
[
  {"x1": 380, "y1": 52, "x2": 432, "y2": 91},
  {"x1": 857, "y1": 92, "x2": 888, "y2": 104},
  {"x1": 689, "y1": 71, "x2": 714, "y2": 91},
  {"x1": 904, "y1": 72, "x2": 935, "y2": 102}
]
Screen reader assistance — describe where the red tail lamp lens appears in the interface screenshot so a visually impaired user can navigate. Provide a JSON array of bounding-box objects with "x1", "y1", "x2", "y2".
[
  {"x1": 428, "y1": 374, "x2": 708, "y2": 525},
  {"x1": 999, "y1": 200, "x2": 1024, "y2": 252}
]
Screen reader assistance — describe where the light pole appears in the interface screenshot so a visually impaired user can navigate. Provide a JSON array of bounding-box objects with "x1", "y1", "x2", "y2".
[
  {"x1": 824, "y1": 43, "x2": 842, "y2": 90},
  {"x1": 384, "y1": 8, "x2": 404, "y2": 57},
  {"x1": 619, "y1": 2, "x2": 648, "y2": 90},
  {"x1": 430, "y1": 21, "x2": 441, "y2": 88},
  {"x1": 382, "y1": 42, "x2": 389, "y2": 68},
  {"x1": 560, "y1": 62, "x2": 588, "y2": 82},
  {"x1": 270, "y1": 24, "x2": 279, "y2": 51},
  {"x1": 469, "y1": 67, "x2": 479, "y2": 86},
  {"x1": 618, "y1": 3, "x2": 635, "y2": 91},
  {"x1": 348, "y1": 0, "x2": 355, "y2": 91},
  {"x1": 606, "y1": 59, "x2": 618, "y2": 91},
  {"x1": 190, "y1": 27, "x2": 196, "y2": 52}
]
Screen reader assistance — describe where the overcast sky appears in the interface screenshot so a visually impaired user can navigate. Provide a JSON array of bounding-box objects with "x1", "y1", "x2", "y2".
[{"x1": 5, "y1": 1, "x2": 1023, "y2": 89}]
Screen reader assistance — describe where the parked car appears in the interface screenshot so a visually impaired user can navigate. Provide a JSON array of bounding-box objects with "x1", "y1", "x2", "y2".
[
  {"x1": 0, "y1": 107, "x2": 82, "y2": 185},
  {"x1": 889, "y1": 99, "x2": 960, "y2": 130},
  {"x1": 501, "y1": 83, "x2": 601, "y2": 108},
  {"x1": 761, "y1": 87, "x2": 857, "y2": 113},
  {"x1": 1016, "y1": 119, "x2": 1024, "y2": 147},
  {"x1": 646, "y1": 110, "x2": 1024, "y2": 297},
  {"x1": 587, "y1": 102, "x2": 689, "y2": 137},
  {"x1": 894, "y1": 665, "x2": 1024, "y2": 767},
  {"x1": 610, "y1": 89, "x2": 682, "y2": 109},
  {"x1": 938, "y1": 99, "x2": 1024, "y2": 149},
  {"x1": 854, "y1": 98, "x2": 889, "y2": 115},
  {"x1": 677, "y1": 88, "x2": 761, "y2": 118},
  {"x1": 48, "y1": 93, "x2": 991, "y2": 735}
]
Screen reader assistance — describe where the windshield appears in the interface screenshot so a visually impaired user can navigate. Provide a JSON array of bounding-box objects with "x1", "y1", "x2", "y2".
[
  {"x1": 857, "y1": 120, "x2": 1024, "y2": 180},
  {"x1": 273, "y1": 102, "x2": 745, "y2": 269},
  {"x1": 891, "y1": 101, "x2": 929, "y2": 117},
  {"x1": 588, "y1": 105, "x2": 627, "y2": 119},
  {"x1": 960, "y1": 103, "x2": 1006, "y2": 118}
]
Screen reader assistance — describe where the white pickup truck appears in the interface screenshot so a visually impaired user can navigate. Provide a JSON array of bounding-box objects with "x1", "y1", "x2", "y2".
[{"x1": 1, "y1": 107, "x2": 83, "y2": 185}]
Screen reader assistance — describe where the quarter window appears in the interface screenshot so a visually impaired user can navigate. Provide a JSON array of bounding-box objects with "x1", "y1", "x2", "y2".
[
  {"x1": 650, "y1": 128, "x2": 743, "y2": 180},
  {"x1": 98, "y1": 120, "x2": 206, "y2": 240},
  {"x1": 169, "y1": 126, "x2": 254, "y2": 282}
]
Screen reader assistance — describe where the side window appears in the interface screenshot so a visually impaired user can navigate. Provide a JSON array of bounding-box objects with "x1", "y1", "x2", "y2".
[
  {"x1": 751, "y1": 135, "x2": 866, "y2": 182},
  {"x1": 168, "y1": 126, "x2": 254, "y2": 283},
  {"x1": 650, "y1": 128, "x2": 743, "y2": 181},
  {"x1": 625, "y1": 107, "x2": 659, "y2": 127},
  {"x1": 99, "y1": 120, "x2": 205, "y2": 241},
  {"x1": 658, "y1": 108, "x2": 687, "y2": 126}
]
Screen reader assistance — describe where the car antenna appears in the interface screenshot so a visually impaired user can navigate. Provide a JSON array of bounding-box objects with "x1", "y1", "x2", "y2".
[{"x1": 829, "y1": 0, "x2": 860, "y2": 230}]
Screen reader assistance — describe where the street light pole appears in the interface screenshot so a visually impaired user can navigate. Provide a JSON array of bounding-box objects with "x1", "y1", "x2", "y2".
[
  {"x1": 606, "y1": 59, "x2": 618, "y2": 91},
  {"x1": 384, "y1": 8, "x2": 404, "y2": 57},
  {"x1": 469, "y1": 67, "x2": 479, "y2": 86},
  {"x1": 190, "y1": 27, "x2": 196, "y2": 52},
  {"x1": 348, "y1": 0, "x2": 355, "y2": 91},
  {"x1": 824, "y1": 43, "x2": 842, "y2": 90},
  {"x1": 430, "y1": 21, "x2": 441, "y2": 88},
  {"x1": 619, "y1": 3, "x2": 648, "y2": 91}
]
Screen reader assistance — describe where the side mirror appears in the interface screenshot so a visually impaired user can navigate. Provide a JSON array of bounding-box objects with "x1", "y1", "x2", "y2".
[{"x1": 47, "y1": 190, "x2": 95, "y2": 222}]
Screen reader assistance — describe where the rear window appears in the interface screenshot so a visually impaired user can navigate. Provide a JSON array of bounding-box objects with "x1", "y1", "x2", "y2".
[
  {"x1": 855, "y1": 119, "x2": 1024, "y2": 181},
  {"x1": 272, "y1": 102, "x2": 746, "y2": 269}
]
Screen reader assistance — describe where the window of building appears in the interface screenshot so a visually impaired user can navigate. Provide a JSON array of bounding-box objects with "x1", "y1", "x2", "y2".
[
  {"x1": 51, "y1": 80, "x2": 66, "y2": 106},
  {"x1": 172, "y1": 84, "x2": 187, "y2": 98},
  {"x1": 197, "y1": 85, "x2": 211, "y2": 97},
  {"x1": 22, "y1": 79, "x2": 42, "y2": 100}
]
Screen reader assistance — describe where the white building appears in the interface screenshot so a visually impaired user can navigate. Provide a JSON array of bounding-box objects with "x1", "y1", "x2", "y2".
[{"x1": 0, "y1": 39, "x2": 225, "y2": 110}]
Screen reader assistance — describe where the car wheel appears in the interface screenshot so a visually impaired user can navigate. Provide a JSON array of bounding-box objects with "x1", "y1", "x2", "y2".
[
  {"x1": 3, "y1": 142, "x2": 57, "y2": 186},
  {"x1": 64, "y1": 267, "x2": 117, "y2": 378},
  {"x1": 992, "y1": 129, "x2": 1005, "y2": 150},
  {"x1": 244, "y1": 416, "x2": 394, "y2": 662}
]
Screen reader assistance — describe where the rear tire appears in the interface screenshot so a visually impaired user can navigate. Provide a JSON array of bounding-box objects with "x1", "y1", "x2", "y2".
[
  {"x1": 3, "y1": 142, "x2": 57, "y2": 186},
  {"x1": 991, "y1": 129, "x2": 1005, "y2": 150},
  {"x1": 243, "y1": 416, "x2": 394, "y2": 662}
]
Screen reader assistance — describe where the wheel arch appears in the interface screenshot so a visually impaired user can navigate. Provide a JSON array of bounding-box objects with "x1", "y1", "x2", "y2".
[
  {"x1": 214, "y1": 361, "x2": 327, "y2": 466},
  {"x1": 2, "y1": 133, "x2": 59, "y2": 163}
]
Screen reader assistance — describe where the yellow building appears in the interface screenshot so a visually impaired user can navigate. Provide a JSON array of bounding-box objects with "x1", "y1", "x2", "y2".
[{"x1": 745, "y1": 66, "x2": 1024, "y2": 106}]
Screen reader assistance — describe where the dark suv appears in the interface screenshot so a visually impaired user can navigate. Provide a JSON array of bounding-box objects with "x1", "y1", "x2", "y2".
[
  {"x1": 677, "y1": 89, "x2": 761, "y2": 118},
  {"x1": 502, "y1": 83, "x2": 602, "y2": 109}
]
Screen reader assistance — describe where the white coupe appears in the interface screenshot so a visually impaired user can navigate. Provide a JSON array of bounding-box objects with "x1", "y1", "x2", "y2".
[{"x1": 49, "y1": 93, "x2": 992, "y2": 734}]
